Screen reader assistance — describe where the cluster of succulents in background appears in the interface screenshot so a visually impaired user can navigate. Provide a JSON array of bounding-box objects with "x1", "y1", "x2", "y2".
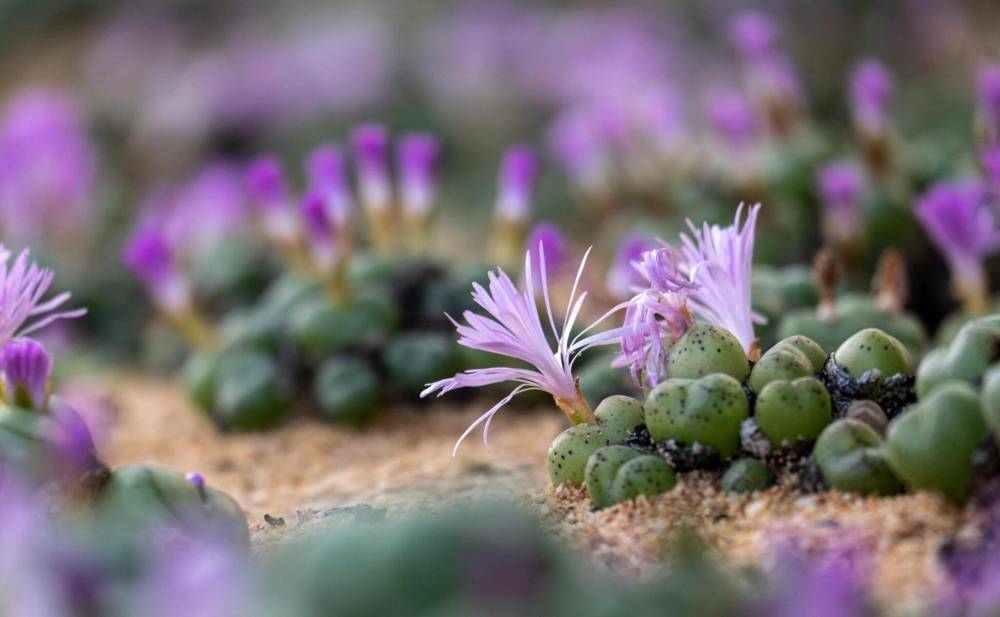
[{"x1": 125, "y1": 126, "x2": 628, "y2": 431}]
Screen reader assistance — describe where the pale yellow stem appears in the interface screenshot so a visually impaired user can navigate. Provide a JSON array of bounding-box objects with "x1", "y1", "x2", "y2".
[{"x1": 553, "y1": 387, "x2": 597, "y2": 426}]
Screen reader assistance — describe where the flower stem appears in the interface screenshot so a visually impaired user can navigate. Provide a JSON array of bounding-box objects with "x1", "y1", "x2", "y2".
[
  {"x1": 489, "y1": 216, "x2": 526, "y2": 271},
  {"x1": 366, "y1": 209, "x2": 395, "y2": 256},
  {"x1": 955, "y1": 272, "x2": 989, "y2": 316},
  {"x1": 172, "y1": 308, "x2": 216, "y2": 351},
  {"x1": 554, "y1": 388, "x2": 597, "y2": 426}
]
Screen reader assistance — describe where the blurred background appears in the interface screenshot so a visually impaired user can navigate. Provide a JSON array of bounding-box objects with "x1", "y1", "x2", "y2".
[{"x1": 1, "y1": 0, "x2": 999, "y2": 365}]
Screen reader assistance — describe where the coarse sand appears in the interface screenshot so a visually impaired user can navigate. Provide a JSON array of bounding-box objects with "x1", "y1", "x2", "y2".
[{"x1": 90, "y1": 374, "x2": 983, "y2": 614}]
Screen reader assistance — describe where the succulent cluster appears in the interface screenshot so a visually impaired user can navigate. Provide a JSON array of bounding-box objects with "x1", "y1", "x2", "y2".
[
  {"x1": 541, "y1": 312, "x2": 1000, "y2": 509},
  {"x1": 125, "y1": 130, "x2": 629, "y2": 431}
]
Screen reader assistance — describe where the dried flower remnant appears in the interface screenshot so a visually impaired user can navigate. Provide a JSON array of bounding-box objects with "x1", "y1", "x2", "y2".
[
  {"x1": 422, "y1": 248, "x2": 625, "y2": 455},
  {"x1": 123, "y1": 228, "x2": 212, "y2": 349},
  {"x1": 916, "y1": 180, "x2": 1000, "y2": 314},
  {"x1": 490, "y1": 145, "x2": 540, "y2": 268},
  {"x1": 0, "y1": 246, "x2": 85, "y2": 346},
  {"x1": 397, "y1": 133, "x2": 441, "y2": 248},
  {"x1": 1, "y1": 337, "x2": 52, "y2": 410},
  {"x1": 351, "y1": 123, "x2": 394, "y2": 254}
]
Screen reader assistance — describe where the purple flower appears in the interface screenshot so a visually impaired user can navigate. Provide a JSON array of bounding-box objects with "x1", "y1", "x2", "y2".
[
  {"x1": 397, "y1": 133, "x2": 441, "y2": 217},
  {"x1": 817, "y1": 160, "x2": 865, "y2": 242},
  {"x1": 133, "y1": 525, "x2": 249, "y2": 617},
  {"x1": 495, "y1": 145, "x2": 540, "y2": 223},
  {"x1": 351, "y1": 124, "x2": 392, "y2": 212},
  {"x1": 606, "y1": 235, "x2": 656, "y2": 299},
  {"x1": 727, "y1": 11, "x2": 777, "y2": 61},
  {"x1": 123, "y1": 227, "x2": 190, "y2": 314},
  {"x1": 300, "y1": 191, "x2": 340, "y2": 270},
  {"x1": 246, "y1": 155, "x2": 297, "y2": 241},
  {"x1": 45, "y1": 396, "x2": 103, "y2": 481},
  {"x1": 185, "y1": 472, "x2": 205, "y2": 490},
  {"x1": 0, "y1": 479, "x2": 65, "y2": 616},
  {"x1": 0, "y1": 246, "x2": 85, "y2": 344},
  {"x1": 305, "y1": 144, "x2": 353, "y2": 228},
  {"x1": 679, "y1": 204, "x2": 764, "y2": 354},
  {"x1": 526, "y1": 223, "x2": 568, "y2": 283},
  {"x1": 916, "y1": 181, "x2": 1000, "y2": 292},
  {"x1": 984, "y1": 146, "x2": 1000, "y2": 194},
  {"x1": 977, "y1": 64, "x2": 1000, "y2": 138},
  {"x1": 548, "y1": 105, "x2": 615, "y2": 195},
  {"x1": 0, "y1": 88, "x2": 97, "y2": 245},
  {"x1": 422, "y1": 248, "x2": 625, "y2": 455},
  {"x1": 1, "y1": 337, "x2": 51, "y2": 410},
  {"x1": 849, "y1": 59, "x2": 894, "y2": 136},
  {"x1": 763, "y1": 542, "x2": 871, "y2": 617},
  {"x1": 168, "y1": 161, "x2": 248, "y2": 254},
  {"x1": 620, "y1": 205, "x2": 763, "y2": 380},
  {"x1": 706, "y1": 91, "x2": 758, "y2": 151},
  {"x1": 618, "y1": 245, "x2": 698, "y2": 387},
  {"x1": 628, "y1": 85, "x2": 685, "y2": 155}
]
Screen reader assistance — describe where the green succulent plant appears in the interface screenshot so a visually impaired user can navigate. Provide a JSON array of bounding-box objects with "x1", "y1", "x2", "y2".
[
  {"x1": 594, "y1": 395, "x2": 645, "y2": 436},
  {"x1": 721, "y1": 458, "x2": 772, "y2": 494},
  {"x1": 916, "y1": 315, "x2": 1000, "y2": 398},
  {"x1": 585, "y1": 445, "x2": 643, "y2": 509},
  {"x1": 314, "y1": 357, "x2": 384, "y2": 424},
  {"x1": 814, "y1": 419, "x2": 902, "y2": 495},
  {"x1": 754, "y1": 377, "x2": 832, "y2": 447},
  {"x1": 834, "y1": 328, "x2": 913, "y2": 382},
  {"x1": 644, "y1": 374, "x2": 749, "y2": 459},
  {"x1": 211, "y1": 352, "x2": 293, "y2": 430},
  {"x1": 99, "y1": 465, "x2": 249, "y2": 544},
  {"x1": 547, "y1": 425, "x2": 619, "y2": 485},
  {"x1": 884, "y1": 382, "x2": 985, "y2": 502},
  {"x1": 289, "y1": 296, "x2": 398, "y2": 359},
  {"x1": 665, "y1": 324, "x2": 750, "y2": 382},
  {"x1": 982, "y1": 366, "x2": 1000, "y2": 445},
  {"x1": 748, "y1": 339, "x2": 817, "y2": 393},
  {"x1": 381, "y1": 332, "x2": 461, "y2": 393},
  {"x1": 608, "y1": 455, "x2": 677, "y2": 504},
  {"x1": 779, "y1": 296, "x2": 927, "y2": 359}
]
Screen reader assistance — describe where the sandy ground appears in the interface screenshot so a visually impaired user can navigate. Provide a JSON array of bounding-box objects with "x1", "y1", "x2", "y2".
[{"x1": 89, "y1": 373, "x2": 978, "y2": 614}]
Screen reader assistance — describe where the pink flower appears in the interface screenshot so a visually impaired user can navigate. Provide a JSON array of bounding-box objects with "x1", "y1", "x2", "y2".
[
  {"x1": 606, "y1": 234, "x2": 656, "y2": 299},
  {"x1": 619, "y1": 204, "x2": 763, "y2": 386},
  {"x1": 679, "y1": 203, "x2": 764, "y2": 354},
  {"x1": 1, "y1": 337, "x2": 51, "y2": 409},
  {"x1": 0, "y1": 246, "x2": 85, "y2": 344},
  {"x1": 916, "y1": 180, "x2": 1000, "y2": 301},
  {"x1": 422, "y1": 247, "x2": 624, "y2": 455}
]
